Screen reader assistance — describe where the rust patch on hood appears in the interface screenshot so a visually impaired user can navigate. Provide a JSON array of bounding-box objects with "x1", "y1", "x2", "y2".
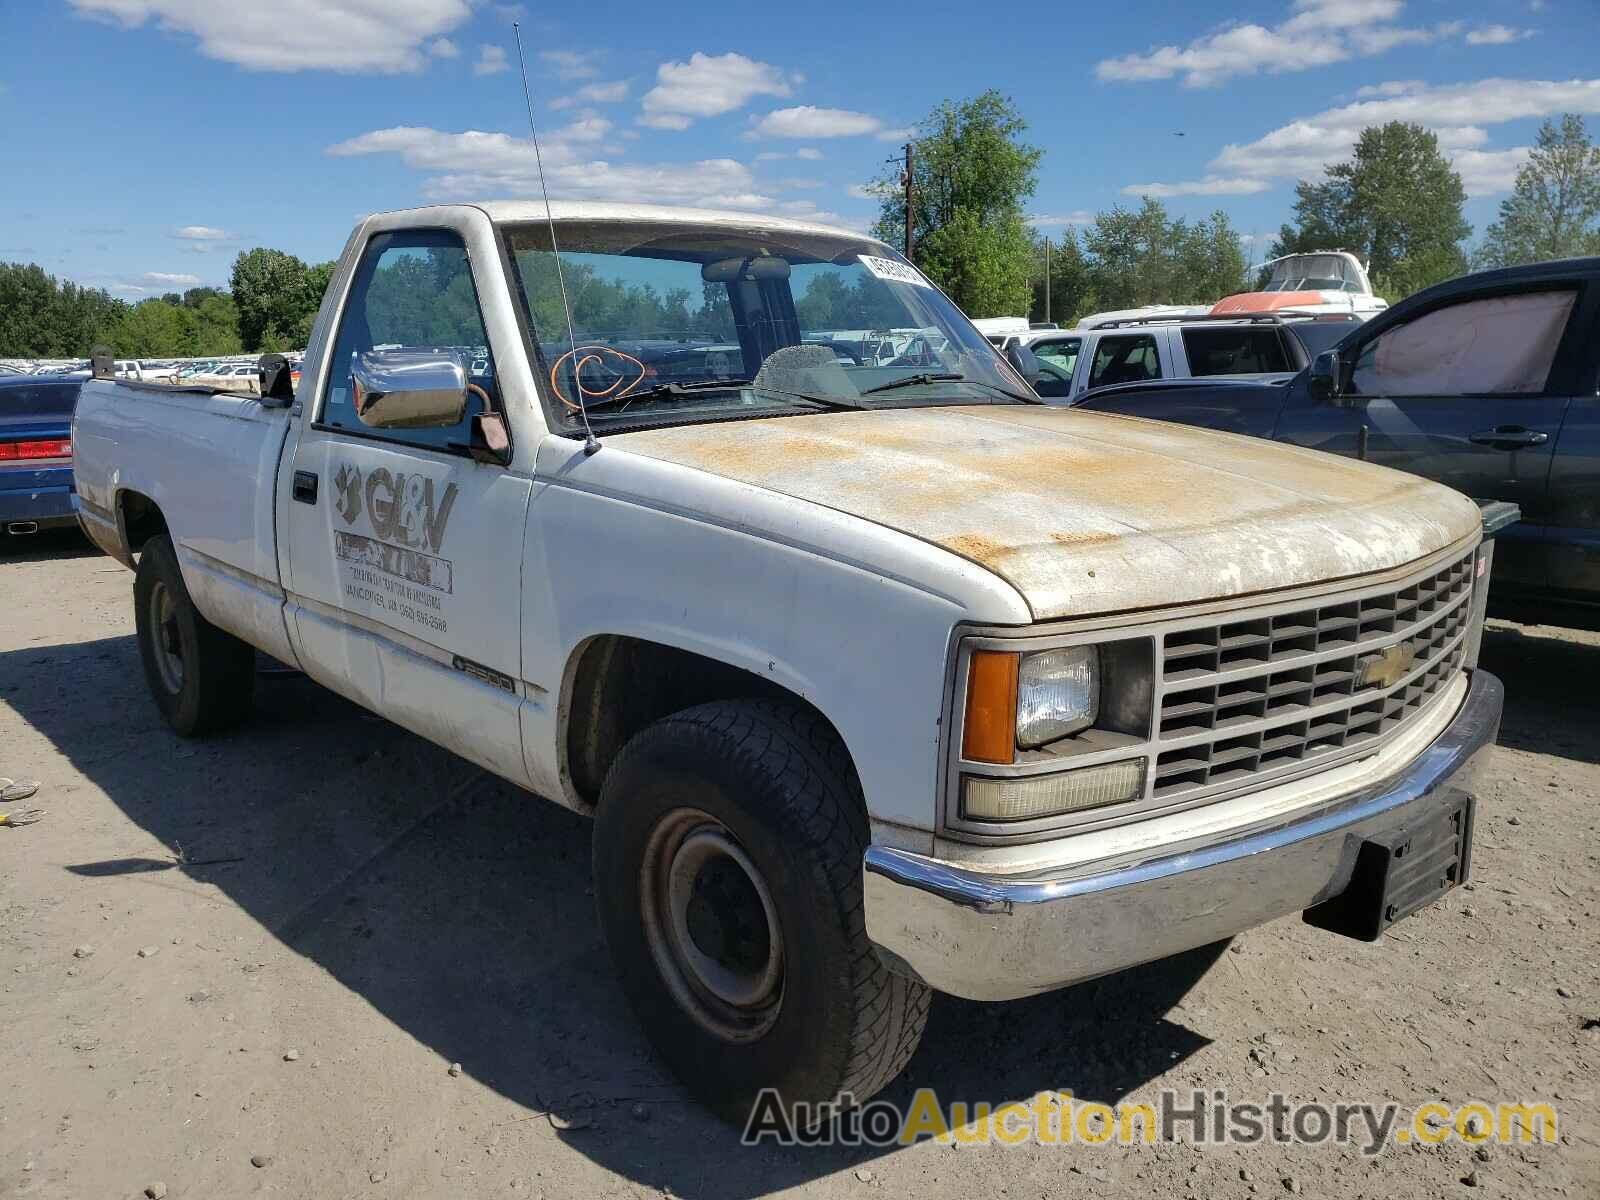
[{"x1": 610, "y1": 407, "x2": 1482, "y2": 620}]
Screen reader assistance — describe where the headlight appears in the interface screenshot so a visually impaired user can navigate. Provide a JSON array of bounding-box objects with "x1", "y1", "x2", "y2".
[{"x1": 1016, "y1": 646, "x2": 1098, "y2": 747}]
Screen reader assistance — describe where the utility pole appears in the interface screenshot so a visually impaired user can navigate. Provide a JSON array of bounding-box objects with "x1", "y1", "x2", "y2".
[
  {"x1": 901, "y1": 142, "x2": 914, "y2": 261},
  {"x1": 1044, "y1": 236, "x2": 1052, "y2": 325}
]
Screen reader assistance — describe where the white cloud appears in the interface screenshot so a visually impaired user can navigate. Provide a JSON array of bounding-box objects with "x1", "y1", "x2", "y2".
[
  {"x1": 540, "y1": 48, "x2": 600, "y2": 80},
  {"x1": 1120, "y1": 176, "x2": 1272, "y2": 198},
  {"x1": 68, "y1": 0, "x2": 471, "y2": 73},
  {"x1": 1209, "y1": 77, "x2": 1600, "y2": 190},
  {"x1": 143, "y1": 271, "x2": 202, "y2": 286},
  {"x1": 755, "y1": 146, "x2": 825, "y2": 163},
  {"x1": 1451, "y1": 147, "x2": 1530, "y2": 194},
  {"x1": 1355, "y1": 79, "x2": 1427, "y2": 97},
  {"x1": 1191, "y1": 77, "x2": 1600, "y2": 197},
  {"x1": 327, "y1": 124, "x2": 771, "y2": 209},
  {"x1": 549, "y1": 80, "x2": 628, "y2": 110},
  {"x1": 748, "y1": 106, "x2": 887, "y2": 139},
  {"x1": 473, "y1": 44, "x2": 508, "y2": 77},
  {"x1": 1466, "y1": 25, "x2": 1536, "y2": 45},
  {"x1": 847, "y1": 183, "x2": 888, "y2": 200},
  {"x1": 428, "y1": 37, "x2": 458, "y2": 58},
  {"x1": 1027, "y1": 212, "x2": 1095, "y2": 227},
  {"x1": 553, "y1": 112, "x2": 612, "y2": 142},
  {"x1": 701, "y1": 192, "x2": 776, "y2": 211},
  {"x1": 172, "y1": 225, "x2": 232, "y2": 241},
  {"x1": 639, "y1": 52, "x2": 793, "y2": 129},
  {"x1": 1095, "y1": 0, "x2": 1470, "y2": 88}
]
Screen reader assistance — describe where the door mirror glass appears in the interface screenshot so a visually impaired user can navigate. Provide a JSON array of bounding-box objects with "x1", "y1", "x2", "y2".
[
  {"x1": 351, "y1": 349, "x2": 469, "y2": 429},
  {"x1": 1308, "y1": 350, "x2": 1344, "y2": 404}
]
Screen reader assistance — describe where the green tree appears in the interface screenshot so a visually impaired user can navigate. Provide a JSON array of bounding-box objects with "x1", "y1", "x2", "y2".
[
  {"x1": 231, "y1": 247, "x2": 325, "y2": 350},
  {"x1": 1476, "y1": 114, "x2": 1600, "y2": 269},
  {"x1": 1074, "y1": 199, "x2": 1248, "y2": 313},
  {"x1": 916, "y1": 208, "x2": 1036, "y2": 318},
  {"x1": 870, "y1": 90, "x2": 1041, "y2": 316},
  {"x1": 0, "y1": 262, "x2": 129, "y2": 357},
  {"x1": 1273, "y1": 122, "x2": 1470, "y2": 296},
  {"x1": 112, "y1": 299, "x2": 192, "y2": 356}
]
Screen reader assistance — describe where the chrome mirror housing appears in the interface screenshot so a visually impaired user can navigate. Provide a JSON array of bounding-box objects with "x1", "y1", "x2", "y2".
[{"x1": 351, "y1": 349, "x2": 469, "y2": 429}]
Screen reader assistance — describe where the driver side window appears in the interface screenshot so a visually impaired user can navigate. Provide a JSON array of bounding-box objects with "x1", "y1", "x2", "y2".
[
  {"x1": 1031, "y1": 338, "x2": 1081, "y2": 398},
  {"x1": 322, "y1": 229, "x2": 494, "y2": 453}
]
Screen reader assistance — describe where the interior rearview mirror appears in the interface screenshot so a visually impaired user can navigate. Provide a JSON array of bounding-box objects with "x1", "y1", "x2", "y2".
[
  {"x1": 701, "y1": 255, "x2": 791, "y2": 283},
  {"x1": 1308, "y1": 350, "x2": 1344, "y2": 405},
  {"x1": 351, "y1": 349, "x2": 469, "y2": 429}
]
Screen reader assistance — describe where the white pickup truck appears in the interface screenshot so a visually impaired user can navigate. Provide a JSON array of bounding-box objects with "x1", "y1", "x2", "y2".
[{"x1": 74, "y1": 201, "x2": 1502, "y2": 1123}]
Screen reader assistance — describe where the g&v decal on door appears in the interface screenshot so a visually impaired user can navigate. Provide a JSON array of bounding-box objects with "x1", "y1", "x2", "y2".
[{"x1": 331, "y1": 461, "x2": 458, "y2": 636}]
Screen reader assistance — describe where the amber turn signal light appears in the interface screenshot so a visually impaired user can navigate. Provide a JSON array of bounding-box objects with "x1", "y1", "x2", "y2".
[{"x1": 962, "y1": 650, "x2": 1019, "y2": 764}]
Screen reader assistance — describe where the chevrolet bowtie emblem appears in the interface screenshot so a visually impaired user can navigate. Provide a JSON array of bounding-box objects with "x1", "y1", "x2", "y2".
[{"x1": 1359, "y1": 642, "x2": 1416, "y2": 689}]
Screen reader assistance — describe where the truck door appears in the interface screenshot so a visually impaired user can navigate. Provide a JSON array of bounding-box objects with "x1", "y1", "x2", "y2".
[
  {"x1": 280, "y1": 226, "x2": 535, "y2": 786},
  {"x1": 1275, "y1": 285, "x2": 1585, "y2": 591}
]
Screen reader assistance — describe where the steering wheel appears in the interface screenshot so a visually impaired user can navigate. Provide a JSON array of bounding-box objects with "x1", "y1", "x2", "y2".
[{"x1": 887, "y1": 335, "x2": 937, "y2": 368}]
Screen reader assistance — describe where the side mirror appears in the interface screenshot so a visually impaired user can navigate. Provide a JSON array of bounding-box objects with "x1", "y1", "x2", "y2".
[
  {"x1": 351, "y1": 349, "x2": 469, "y2": 429},
  {"x1": 1308, "y1": 350, "x2": 1344, "y2": 405}
]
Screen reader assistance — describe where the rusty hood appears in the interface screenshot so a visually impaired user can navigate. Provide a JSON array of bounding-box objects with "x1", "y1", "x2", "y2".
[{"x1": 611, "y1": 405, "x2": 1481, "y2": 620}]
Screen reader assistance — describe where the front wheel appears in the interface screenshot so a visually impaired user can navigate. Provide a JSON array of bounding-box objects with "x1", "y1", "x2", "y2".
[
  {"x1": 133, "y1": 534, "x2": 255, "y2": 736},
  {"x1": 593, "y1": 699, "x2": 930, "y2": 1125}
]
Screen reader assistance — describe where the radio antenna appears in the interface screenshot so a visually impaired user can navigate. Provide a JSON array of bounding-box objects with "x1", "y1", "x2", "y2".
[{"x1": 512, "y1": 21, "x2": 598, "y2": 454}]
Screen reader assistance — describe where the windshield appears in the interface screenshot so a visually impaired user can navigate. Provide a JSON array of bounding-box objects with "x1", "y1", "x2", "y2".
[
  {"x1": 501, "y1": 220, "x2": 1023, "y2": 430},
  {"x1": 1263, "y1": 254, "x2": 1365, "y2": 294}
]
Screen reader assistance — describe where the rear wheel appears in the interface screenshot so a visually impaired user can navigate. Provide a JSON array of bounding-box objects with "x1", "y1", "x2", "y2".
[
  {"x1": 593, "y1": 699, "x2": 929, "y2": 1125},
  {"x1": 133, "y1": 534, "x2": 255, "y2": 736}
]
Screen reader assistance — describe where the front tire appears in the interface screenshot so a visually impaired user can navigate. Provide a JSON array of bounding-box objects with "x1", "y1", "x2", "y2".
[
  {"x1": 133, "y1": 534, "x2": 255, "y2": 736},
  {"x1": 592, "y1": 699, "x2": 930, "y2": 1125}
]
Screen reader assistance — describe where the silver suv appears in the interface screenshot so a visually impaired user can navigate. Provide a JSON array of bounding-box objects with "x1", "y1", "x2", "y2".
[{"x1": 1019, "y1": 313, "x2": 1361, "y2": 402}]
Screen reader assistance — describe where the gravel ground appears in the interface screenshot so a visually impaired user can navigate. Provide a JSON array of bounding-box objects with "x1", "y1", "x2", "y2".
[{"x1": 1, "y1": 530, "x2": 1596, "y2": 1199}]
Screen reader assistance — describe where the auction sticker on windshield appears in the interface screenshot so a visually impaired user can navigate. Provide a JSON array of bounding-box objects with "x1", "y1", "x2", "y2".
[{"x1": 859, "y1": 255, "x2": 933, "y2": 288}]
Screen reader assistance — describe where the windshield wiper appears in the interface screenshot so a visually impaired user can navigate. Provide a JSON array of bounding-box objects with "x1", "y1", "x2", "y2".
[
  {"x1": 860, "y1": 372, "x2": 965, "y2": 396},
  {"x1": 581, "y1": 378, "x2": 863, "y2": 414},
  {"x1": 960, "y1": 378, "x2": 1045, "y2": 404},
  {"x1": 581, "y1": 378, "x2": 754, "y2": 411},
  {"x1": 858, "y1": 372, "x2": 1042, "y2": 404}
]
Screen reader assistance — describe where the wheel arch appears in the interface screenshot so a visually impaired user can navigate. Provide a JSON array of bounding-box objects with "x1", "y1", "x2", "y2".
[
  {"x1": 116, "y1": 488, "x2": 169, "y2": 563},
  {"x1": 557, "y1": 633, "x2": 863, "y2": 814}
]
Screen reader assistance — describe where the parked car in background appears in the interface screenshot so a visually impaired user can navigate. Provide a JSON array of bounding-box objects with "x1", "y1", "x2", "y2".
[
  {"x1": 75, "y1": 200, "x2": 1502, "y2": 1122},
  {"x1": 1, "y1": 374, "x2": 82, "y2": 541},
  {"x1": 1075, "y1": 257, "x2": 1600, "y2": 619},
  {"x1": 1015, "y1": 313, "x2": 1362, "y2": 401}
]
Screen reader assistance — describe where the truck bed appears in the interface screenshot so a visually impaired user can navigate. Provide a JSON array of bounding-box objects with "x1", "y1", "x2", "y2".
[{"x1": 72, "y1": 376, "x2": 298, "y2": 663}]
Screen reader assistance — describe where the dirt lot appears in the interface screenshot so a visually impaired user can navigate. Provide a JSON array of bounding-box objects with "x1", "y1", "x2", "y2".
[{"x1": 1, "y1": 530, "x2": 1596, "y2": 1200}]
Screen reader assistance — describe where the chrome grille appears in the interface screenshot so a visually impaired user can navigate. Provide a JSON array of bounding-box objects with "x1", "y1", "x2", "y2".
[{"x1": 1151, "y1": 551, "x2": 1474, "y2": 802}]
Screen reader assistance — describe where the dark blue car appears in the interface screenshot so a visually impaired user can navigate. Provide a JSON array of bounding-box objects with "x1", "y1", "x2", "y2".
[{"x1": 1, "y1": 375, "x2": 83, "y2": 541}]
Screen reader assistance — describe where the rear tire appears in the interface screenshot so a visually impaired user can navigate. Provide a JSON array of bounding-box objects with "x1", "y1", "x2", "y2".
[
  {"x1": 592, "y1": 698, "x2": 930, "y2": 1125},
  {"x1": 133, "y1": 534, "x2": 255, "y2": 736}
]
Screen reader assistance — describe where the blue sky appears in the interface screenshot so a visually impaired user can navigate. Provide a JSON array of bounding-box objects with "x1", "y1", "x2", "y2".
[{"x1": 0, "y1": 0, "x2": 1594, "y2": 299}]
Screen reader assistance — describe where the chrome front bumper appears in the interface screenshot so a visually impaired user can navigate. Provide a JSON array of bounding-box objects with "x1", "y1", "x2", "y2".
[{"x1": 863, "y1": 669, "x2": 1503, "y2": 1002}]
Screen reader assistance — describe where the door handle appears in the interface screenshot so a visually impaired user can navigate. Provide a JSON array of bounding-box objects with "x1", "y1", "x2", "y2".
[
  {"x1": 292, "y1": 470, "x2": 318, "y2": 504},
  {"x1": 1468, "y1": 426, "x2": 1549, "y2": 450}
]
